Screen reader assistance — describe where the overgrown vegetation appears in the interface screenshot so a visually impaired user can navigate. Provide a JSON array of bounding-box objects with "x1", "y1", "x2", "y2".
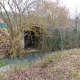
[
  {"x1": 0, "y1": 0, "x2": 69, "y2": 57},
  {"x1": 0, "y1": 0, "x2": 80, "y2": 80}
]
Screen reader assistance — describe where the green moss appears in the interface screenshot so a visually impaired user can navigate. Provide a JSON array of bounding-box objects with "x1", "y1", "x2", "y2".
[
  {"x1": 0, "y1": 78, "x2": 3, "y2": 80},
  {"x1": 0, "y1": 61, "x2": 8, "y2": 68}
]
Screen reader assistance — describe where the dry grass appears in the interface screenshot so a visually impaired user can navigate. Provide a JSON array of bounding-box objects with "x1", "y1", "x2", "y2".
[{"x1": 0, "y1": 48, "x2": 80, "y2": 80}]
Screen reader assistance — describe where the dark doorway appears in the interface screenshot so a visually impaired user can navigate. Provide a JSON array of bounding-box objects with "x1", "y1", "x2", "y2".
[{"x1": 24, "y1": 30, "x2": 39, "y2": 49}]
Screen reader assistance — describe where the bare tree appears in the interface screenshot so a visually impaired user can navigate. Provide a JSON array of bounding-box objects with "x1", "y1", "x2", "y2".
[
  {"x1": 0, "y1": 0, "x2": 39, "y2": 57},
  {"x1": 32, "y1": 0, "x2": 69, "y2": 27}
]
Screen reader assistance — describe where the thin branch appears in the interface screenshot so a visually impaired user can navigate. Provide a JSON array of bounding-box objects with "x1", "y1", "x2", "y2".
[{"x1": 0, "y1": 2, "x2": 14, "y2": 28}]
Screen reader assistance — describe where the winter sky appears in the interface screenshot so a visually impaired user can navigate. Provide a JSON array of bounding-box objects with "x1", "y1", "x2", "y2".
[
  {"x1": 59, "y1": 0, "x2": 80, "y2": 18},
  {"x1": 51, "y1": 0, "x2": 80, "y2": 18},
  {"x1": 3, "y1": 0, "x2": 80, "y2": 18}
]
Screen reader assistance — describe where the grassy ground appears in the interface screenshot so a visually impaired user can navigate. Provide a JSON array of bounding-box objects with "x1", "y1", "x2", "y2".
[{"x1": 0, "y1": 48, "x2": 80, "y2": 80}]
